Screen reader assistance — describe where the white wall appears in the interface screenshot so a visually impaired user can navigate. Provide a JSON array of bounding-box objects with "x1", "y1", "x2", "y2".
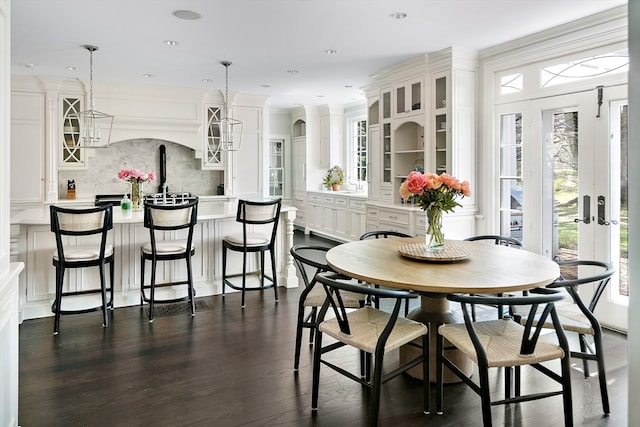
[{"x1": 1, "y1": 0, "x2": 25, "y2": 425}]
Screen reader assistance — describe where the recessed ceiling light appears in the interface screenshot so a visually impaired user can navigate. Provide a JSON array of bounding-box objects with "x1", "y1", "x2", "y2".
[
  {"x1": 164, "y1": 40, "x2": 178, "y2": 46},
  {"x1": 202, "y1": 78, "x2": 213, "y2": 84},
  {"x1": 344, "y1": 85, "x2": 352, "y2": 88},
  {"x1": 171, "y1": 10, "x2": 202, "y2": 20},
  {"x1": 325, "y1": 49, "x2": 338, "y2": 55},
  {"x1": 66, "y1": 66, "x2": 77, "y2": 71},
  {"x1": 23, "y1": 63, "x2": 35, "y2": 68},
  {"x1": 316, "y1": 95, "x2": 325, "y2": 98},
  {"x1": 143, "y1": 73, "x2": 154, "y2": 78},
  {"x1": 389, "y1": 12, "x2": 407, "y2": 19},
  {"x1": 287, "y1": 69, "x2": 299, "y2": 75},
  {"x1": 261, "y1": 84, "x2": 271, "y2": 88}
]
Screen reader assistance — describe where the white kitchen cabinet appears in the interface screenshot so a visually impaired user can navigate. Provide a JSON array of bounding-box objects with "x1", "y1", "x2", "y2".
[
  {"x1": 203, "y1": 105, "x2": 225, "y2": 170},
  {"x1": 394, "y1": 77, "x2": 423, "y2": 118},
  {"x1": 347, "y1": 198, "x2": 366, "y2": 240},
  {"x1": 11, "y1": 91, "x2": 45, "y2": 206},
  {"x1": 307, "y1": 193, "x2": 323, "y2": 231},
  {"x1": 291, "y1": 119, "x2": 307, "y2": 193},
  {"x1": 322, "y1": 195, "x2": 347, "y2": 239},
  {"x1": 305, "y1": 192, "x2": 367, "y2": 241},
  {"x1": 292, "y1": 190, "x2": 306, "y2": 229}
]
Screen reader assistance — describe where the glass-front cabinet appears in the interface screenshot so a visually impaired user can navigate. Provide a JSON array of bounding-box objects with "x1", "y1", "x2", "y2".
[
  {"x1": 394, "y1": 77, "x2": 423, "y2": 118},
  {"x1": 434, "y1": 75, "x2": 448, "y2": 174},
  {"x1": 269, "y1": 138, "x2": 284, "y2": 197},
  {"x1": 204, "y1": 106, "x2": 224, "y2": 170},
  {"x1": 60, "y1": 96, "x2": 84, "y2": 168}
]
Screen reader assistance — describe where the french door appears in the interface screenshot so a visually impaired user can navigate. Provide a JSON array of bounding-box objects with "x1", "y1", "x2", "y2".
[{"x1": 498, "y1": 85, "x2": 628, "y2": 331}]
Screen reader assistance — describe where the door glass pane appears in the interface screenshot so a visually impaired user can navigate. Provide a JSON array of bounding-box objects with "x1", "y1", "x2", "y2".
[
  {"x1": 552, "y1": 111, "x2": 579, "y2": 262},
  {"x1": 499, "y1": 113, "x2": 523, "y2": 241},
  {"x1": 612, "y1": 102, "x2": 629, "y2": 296}
]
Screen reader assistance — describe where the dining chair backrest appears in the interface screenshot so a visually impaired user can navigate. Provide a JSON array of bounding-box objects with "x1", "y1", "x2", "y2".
[
  {"x1": 290, "y1": 244, "x2": 332, "y2": 289},
  {"x1": 144, "y1": 197, "x2": 198, "y2": 255},
  {"x1": 549, "y1": 259, "x2": 614, "y2": 312},
  {"x1": 464, "y1": 234, "x2": 522, "y2": 248},
  {"x1": 50, "y1": 205, "x2": 113, "y2": 260},
  {"x1": 236, "y1": 198, "x2": 282, "y2": 245},
  {"x1": 359, "y1": 230, "x2": 412, "y2": 240}
]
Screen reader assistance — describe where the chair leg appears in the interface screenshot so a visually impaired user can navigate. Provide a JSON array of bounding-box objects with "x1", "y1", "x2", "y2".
[
  {"x1": 108, "y1": 258, "x2": 115, "y2": 309},
  {"x1": 478, "y1": 366, "x2": 493, "y2": 427},
  {"x1": 186, "y1": 256, "x2": 195, "y2": 317},
  {"x1": 53, "y1": 265, "x2": 64, "y2": 335},
  {"x1": 308, "y1": 308, "x2": 317, "y2": 344},
  {"x1": 294, "y1": 302, "x2": 307, "y2": 372},
  {"x1": 561, "y1": 354, "x2": 575, "y2": 427},
  {"x1": 140, "y1": 253, "x2": 146, "y2": 306},
  {"x1": 579, "y1": 334, "x2": 590, "y2": 377},
  {"x1": 241, "y1": 250, "x2": 247, "y2": 308},
  {"x1": 311, "y1": 330, "x2": 323, "y2": 412},
  {"x1": 270, "y1": 249, "x2": 279, "y2": 302},
  {"x1": 515, "y1": 365, "x2": 521, "y2": 397},
  {"x1": 221, "y1": 246, "x2": 227, "y2": 297},
  {"x1": 593, "y1": 331, "x2": 610, "y2": 415},
  {"x1": 423, "y1": 333, "x2": 430, "y2": 415},
  {"x1": 436, "y1": 323, "x2": 444, "y2": 414},
  {"x1": 369, "y1": 351, "x2": 385, "y2": 427},
  {"x1": 149, "y1": 258, "x2": 157, "y2": 322},
  {"x1": 99, "y1": 262, "x2": 109, "y2": 328},
  {"x1": 259, "y1": 250, "x2": 265, "y2": 288}
]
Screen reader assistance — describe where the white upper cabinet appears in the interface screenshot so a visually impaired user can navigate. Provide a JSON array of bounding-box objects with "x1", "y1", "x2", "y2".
[
  {"x1": 11, "y1": 91, "x2": 45, "y2": 205},
  {"x1": 394, "y1": 77, "x2": 423, "y2": 118},
  {"x1": 203, "y1": 105, "x2": 224, "y2": 170}
]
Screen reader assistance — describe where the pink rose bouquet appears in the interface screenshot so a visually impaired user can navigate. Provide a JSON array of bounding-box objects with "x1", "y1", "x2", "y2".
[
  {"x1": 118, "y1": 169, "x2": 156, "y2": 184},
  {"x1": 399, "y1": 171, "x2": 470, "y2": 212}
]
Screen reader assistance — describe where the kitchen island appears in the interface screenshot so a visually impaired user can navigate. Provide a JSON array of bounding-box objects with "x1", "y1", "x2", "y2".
[{"x1": 10, "y1": 200, "x2": 297, "y2": 322}]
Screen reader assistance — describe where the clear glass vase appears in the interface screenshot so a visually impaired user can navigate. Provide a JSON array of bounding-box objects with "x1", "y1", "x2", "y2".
[
  {"x1": 131, "y1": 181, "x2": 143, "y2": 211},
  {"x1": 425, "y1": 207, "x2": 445, "y2": 252}
]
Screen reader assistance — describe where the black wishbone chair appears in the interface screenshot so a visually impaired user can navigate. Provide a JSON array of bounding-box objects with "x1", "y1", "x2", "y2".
[
  {"x1": 463, "y1": 235, "x2": 523, "y2": 321},
  {"x1": 515, "y1": 259, "x2": 615, "y2": 415},
  {"x1": 359, "y1": 230, "x2": 418, "y2": 316},
  {"x1": 312, "y1": 272, "x2": 429, "y2": 427},
  {"x1": 437, "y1": 289, "x2": 573, "y2": 427},
  {"x1": 290, "y1": 244, "x2": 366, "y2": 373}
]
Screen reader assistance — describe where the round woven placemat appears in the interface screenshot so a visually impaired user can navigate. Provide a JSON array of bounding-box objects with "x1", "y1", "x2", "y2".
[{"x1": 398, "y1": 241, "x2": 471, "y2": 262}]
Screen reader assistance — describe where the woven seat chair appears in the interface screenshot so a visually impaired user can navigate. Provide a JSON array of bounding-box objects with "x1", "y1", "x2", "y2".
[
  {"x1": 140, "y1": 197, "x2": 199, "y2": 322},
  {"x1": 437, "y1": 290, "x2": 573, "y2": 427},
  {"x1": 290, "y1": 244, "x2": 366, "y2": 373},
  {"x1": 312, "y1": 272, "x2": 429, "y2": 427},
  {"x1": 514, "y1": 259, "x2": 615, "y2": 415},
  {"x1": 463, "y1": 235, "x2": 523, "y2": 321},
  {"x1": 359, "y1": 230, "x2": 417, "y2": 316},
  {"x1": 50, "y1": 205, "x2": 114, "y2": 335}
]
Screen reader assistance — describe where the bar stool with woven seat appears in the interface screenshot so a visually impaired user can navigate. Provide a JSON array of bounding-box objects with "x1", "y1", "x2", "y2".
[
  {"x1": 222, "y1": 199, "x2": 281, "y2": 308},
  {"x1": 50, "y1": 204, "x2": 114, "y2": 335},
  {"x1": 140, "y1": 197, "x2": 199, "y2": 322}
]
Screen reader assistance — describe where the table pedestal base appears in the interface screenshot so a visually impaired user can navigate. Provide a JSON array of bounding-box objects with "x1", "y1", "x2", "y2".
[{"x1": 399, "y1": 294, "x2": 473, "y2": 383}]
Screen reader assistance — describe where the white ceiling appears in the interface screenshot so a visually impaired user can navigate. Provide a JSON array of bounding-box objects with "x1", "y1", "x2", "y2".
[{"x1": 11, "y1": 0, "x2": 627, "y2": 109}]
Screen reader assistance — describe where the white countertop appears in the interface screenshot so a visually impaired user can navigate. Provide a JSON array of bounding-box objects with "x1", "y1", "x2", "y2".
[{"x1": 11, "y1": 202, "x2": 295, "y2": 225}]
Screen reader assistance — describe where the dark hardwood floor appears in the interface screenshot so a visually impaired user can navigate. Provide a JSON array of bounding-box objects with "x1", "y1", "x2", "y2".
[{"x1": 19, "y1": 231, "x2": 628, "y2": 426}]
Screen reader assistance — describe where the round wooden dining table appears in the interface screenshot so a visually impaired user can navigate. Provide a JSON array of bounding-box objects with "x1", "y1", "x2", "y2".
[{"x1": 326, "y1": 236, "x2": 560, "y2": 382}]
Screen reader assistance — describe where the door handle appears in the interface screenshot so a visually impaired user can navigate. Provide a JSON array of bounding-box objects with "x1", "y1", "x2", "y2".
[
  {"x1": 597, "y1": 195, "x2": 619, "y2": 226},
  {"x1": 574, "y1": 195, "x2": 591, "y2": 224}
]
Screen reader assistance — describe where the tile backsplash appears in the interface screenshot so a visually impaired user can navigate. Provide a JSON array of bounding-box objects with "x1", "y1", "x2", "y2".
[{"x1": 58, "y1": 139, "x2": 223, "y2": 198}]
